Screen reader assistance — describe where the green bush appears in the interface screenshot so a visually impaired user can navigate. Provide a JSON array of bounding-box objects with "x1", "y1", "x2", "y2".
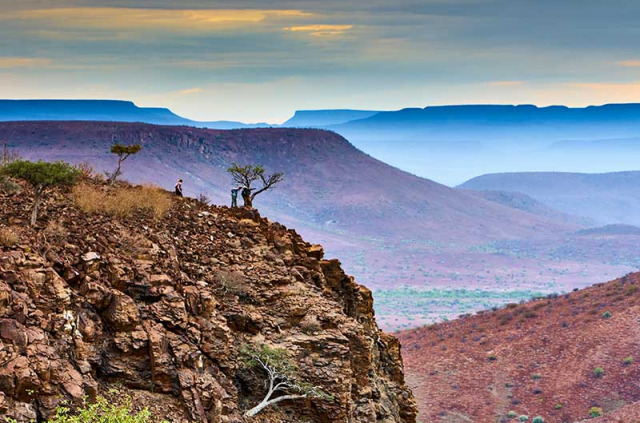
[
  {"x1": 593, "y1": 367, "x2": 604, "y2": 378},
  {"x1": 507, "y1": 410, "x2": 517, "y2": 418},
  {"x1": 624, "y1": 356, "x2": 634, "y2": 366},
  {"x1": 589, "y1": 406, "x2": 603, "y2": 417},
  {"x1": 518, "y1": 416, "x2": 529, "y2": 422},
  {"x1": 7, "y1": 393, "x2": 166, "y2": 423},
  {"x1": 531, "y1": 373, "x2": 542, "y2": 380},
  {"x1": 554, "y1": 403, "x2": 563, "y2": 409},
  {"x1": 2, "y1": 160, "x2": 79, "y2": 225},
  {"x1": 602, "y1": 311, "x2": 612, "y2": 319},
  {"x1": 531, "y1": 417, "x2": 545, "y2": 423}
]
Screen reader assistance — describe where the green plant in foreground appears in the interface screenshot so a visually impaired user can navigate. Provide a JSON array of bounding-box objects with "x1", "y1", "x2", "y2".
[
  {"x1": 518, "y1": 416, "x2": 529, "y2": 422},
  {"x1": 507, "y1": 410, "x2": 517, "y2": 418},
  {"x1": 2, "y1": 160, "x2": 79, "y2": 225},
  {"x1": 6, "y1": 393, "x2": 167, "y2": 423},
  {"x1": 531, "y1": 417, "x2": 545, "y2": 423},
  {"x1": 624, "y1": 356, "x2": 634, "y2": 366},
  {"x1": 602, "y1": 310, "x2": 612, "y2": 319},
  {"x1": 554, "y1": 403, "x2": 563, "y2": 409},
  {"x1": 589, "y1": 406, "x2": 603, "y2": 417},
  {"x1": 593, "y1": 367, "x2": 604, "y2": 378}
]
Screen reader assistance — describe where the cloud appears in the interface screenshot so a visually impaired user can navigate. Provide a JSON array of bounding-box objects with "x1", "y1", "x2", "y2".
[
  {"x1": 284, "y1": 24, "x2": 353, "y2": 37},
  {"x1": 617, "y1": 60, "x2": 640, "y2": 67},
  {"x1": 177, "y1": 87, "x2": 205, "y2": 95},
  {"x1": 488, "y1": 81, "x2": 525, "y2": 86},
  {"x1": 4, "y1": 7, "x2": 311, "y2": 33},
  {"x1": 0, "y1": 57, "x2": 51, "y2": 68}
]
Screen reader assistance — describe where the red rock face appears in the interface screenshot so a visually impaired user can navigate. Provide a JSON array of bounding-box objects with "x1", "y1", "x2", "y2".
[
  {"x1": 398, "y1": 273, "x2": 640, "y2": 423},
  {"x1": 0, "y1": 184, "x2": 417, "y2": 422}
]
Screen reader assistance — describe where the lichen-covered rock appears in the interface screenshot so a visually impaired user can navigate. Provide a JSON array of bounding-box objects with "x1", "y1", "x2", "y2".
[{"x1": 0, "y1": 183, "x2": 417, "y2": 422}]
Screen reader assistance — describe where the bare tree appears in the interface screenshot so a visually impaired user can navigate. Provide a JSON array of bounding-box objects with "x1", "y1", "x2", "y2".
[
  {"x1": 106, "y1": 143, "x2": 141, "y2": 185},
  {"x1": 241, "y1": 344, "x2": 331, "y2": 417},
  {"x1": 226, "y1": 163, "x2": 284, "y2": 208},
  {"x1": 1, "y1": 140, "x2": 20, "y2": 166}
]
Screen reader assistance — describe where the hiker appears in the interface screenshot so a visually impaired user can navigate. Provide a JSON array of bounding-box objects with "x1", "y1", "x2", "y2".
[
  {"x1": 231, "y1": 186, "x2": 242, "y2": 208},
  {"x1": 175, "y1": 179, "x2": 183, "y2": 197},
  {"x1": 241, "y1": 187, "x2": 254, "y2": 207}
]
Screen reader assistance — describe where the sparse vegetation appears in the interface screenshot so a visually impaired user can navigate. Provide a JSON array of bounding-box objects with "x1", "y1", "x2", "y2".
[
  {"x1": 2, "y1": 160, "x2": 80, "y2": 225},
  {"x1": 624, "y1": 356, "x2": 634, "y2": 366},
  {"x1": 240, "y1": 343, "x2": 331, "y2": 417},
  {"x1": 300, "y1": 316, "x2": 322, "y2": 334},
  {"x1": 0, "y1": 227, "x2": 19, "y2": 247},
  {"x1": 197, "y1": 193, "x2": 211, "y2": 205},
  {"x1": 531, "y1": 373, "x2": 542, "y2": 380},
  {"x1": 507, "y1": 410, "x2": 517, "y2": 418},
  {"x1": 106, "y1": 143, "x2": 141, "y2": 185},
  {"x1": 531, "y1": 417, "x2": 544, "y2": 423},
  {"x1": 226, "y1": 163, "x2": 284, "y2": 208},
  {"x1": 488, "y1": 354, "x2": 497, "y2": 361},
  {"x1": 518, "y1": 416, "x2": 528, "y2": 422},
  {"x1": 214, "y1": 270, "x2": 248, "y2": 296},
  {"x1": 602, "y1": 310, "x2": 612, "y2": 319},
  {"x1": 72, "y1": 183, "x2": 171, "y2": 219},
  {"x1": 554, "y1": 403, "x2": 563, "y2": 409},
  {"x1": 588, "y1": 406, "x2": 603, "y2": 417},
  {"x1": 593, "y1": 367, "x2": 604, "y2": 378},
  {"x1": 33, "y1": 392, "x2": 166, "y2": 423}
]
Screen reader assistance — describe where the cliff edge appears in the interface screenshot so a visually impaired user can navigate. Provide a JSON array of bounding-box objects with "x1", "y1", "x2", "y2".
[{"x1": 0, "y1": 181, "x2": 417, "y2": 422}]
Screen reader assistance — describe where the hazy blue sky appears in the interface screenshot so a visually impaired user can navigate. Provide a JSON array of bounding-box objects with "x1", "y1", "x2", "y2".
[{"x1": 1, "y1": 0, "x2": 640, "y2": 122}]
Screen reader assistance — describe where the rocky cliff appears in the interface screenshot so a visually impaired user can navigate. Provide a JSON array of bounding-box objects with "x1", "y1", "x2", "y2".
[{"x1": 0, "y1": 182, "x2": 417, "y2": 422}]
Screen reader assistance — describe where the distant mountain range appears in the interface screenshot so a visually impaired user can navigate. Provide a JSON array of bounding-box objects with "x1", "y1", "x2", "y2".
[
  {"x1": 459, "y1": 171, "x2": 640, "y2": 226},
  {"x1": 283, "y1": 109, "x2": 380, "y2": 127},
  {"x1": 0, "y1": 100, "x2": 269, "y2": 129},
  {"x1": 5, "y1": 100, "x2": 640, "y2": 185}
]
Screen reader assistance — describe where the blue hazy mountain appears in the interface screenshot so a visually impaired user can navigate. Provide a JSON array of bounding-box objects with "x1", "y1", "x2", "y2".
[
  {"x1": 459, "y1": 171, "x2": 640, "y2": 225},
  {"x1": 0, "y1": 100, "x2": 267, "y2": 129},
  {"x1": 283, "y1": 109, "x2": 381, "y2": 127},
  {"x1": 321, "y1": 104, "x2": 640, "y2": 185}
]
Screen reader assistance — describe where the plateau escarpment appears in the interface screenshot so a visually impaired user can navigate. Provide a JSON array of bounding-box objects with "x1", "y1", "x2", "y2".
[{"x1": 0, "y1": 181, "x2": 417, "y2": 422}]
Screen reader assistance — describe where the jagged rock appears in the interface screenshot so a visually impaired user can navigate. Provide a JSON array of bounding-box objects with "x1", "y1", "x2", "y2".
[{"x1": 0, "y1": 183, "x2": 417, "y2": 423}]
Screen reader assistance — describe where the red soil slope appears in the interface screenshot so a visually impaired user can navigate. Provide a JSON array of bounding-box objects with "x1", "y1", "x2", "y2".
[{"x1": 398, "y1": 273, "x2": 640, "y2": 423}]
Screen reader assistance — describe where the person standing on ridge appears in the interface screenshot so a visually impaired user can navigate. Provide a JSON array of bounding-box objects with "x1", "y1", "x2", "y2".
[
  {"x1": 175, "y1": 179, "x2": 183, "y2": 197},
  {"x1": 231, "y1": 186, "x2": 242, "y2": 207}
]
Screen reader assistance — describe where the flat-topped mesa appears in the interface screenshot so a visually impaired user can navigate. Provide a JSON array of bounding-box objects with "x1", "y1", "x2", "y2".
[{"x1": 0, "y1": 182, "x2": 417, "y2": 423}]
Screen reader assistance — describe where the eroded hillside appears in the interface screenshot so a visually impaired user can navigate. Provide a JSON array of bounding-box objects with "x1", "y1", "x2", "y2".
[
  {"x1": 0, "y1": 181, "x2": 417, "y2": 422},
  {"x1": 398, "y1": 273, "x2": 640, "y2": 423}
]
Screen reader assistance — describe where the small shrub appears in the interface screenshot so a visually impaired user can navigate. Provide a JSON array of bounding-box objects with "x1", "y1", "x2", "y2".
[
  {"x1": 0, "y1": 175, "x2": 20, "y2": 194},
  {"x1": 300, "y1": 316, "x2": 322, "y2": 334},
  {"x1": 518, "y1": 416, "x2": 529, "y2": 422},
  {"x1": 43, "y1": 221, "x2": 68, "y2": 242},
  {"x1": 73, "y1": 161, "x2": 102, "y2": 181},
  {"x1": 602, "y1": 311, "x2": 612, "y2": 319},
  {"x1": 593, "y1": 367, "x2": 604, "y2": 378},
  {"x1": 215, "y1": 270, "x2": 247, "y2": 296},
  {"x1": 589, "y1": 406, "x2": 603, "y2": 417},
  {"x1": 624, "y1": 356, "x2": 634, "y2": 366},
  {"x1": 488, "y1": 354, "x2": 498, "y2": 361},
  {"x1": 73, "y1": 184, "x2": 171, "y2": 219},
  {"x1": 197, "y1": 193, "x2": 211, "y2": 205},
  {"x1": 0, "y1": 227, "x2": 19, "y2": 247},
  {"x1": 554, "y1": 403, "x2": 563, "y2": 409},
  {"x1": 531, "y1": 417, "x2": 545, "y2": 423},
  {"x1": 41, "y1": 392, "x2": 166, "y2": 423},
  {"x1": 531, "y1": 373, "x2": 542, "y2": 380},
  {"x1": 626, "y1": 286, "x2": 638, "y2": 295},
  {"x1": 507, "y1": 410, "x2": 517, "y2": 418}
]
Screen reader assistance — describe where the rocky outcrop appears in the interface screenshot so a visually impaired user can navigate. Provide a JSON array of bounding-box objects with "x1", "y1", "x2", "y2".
[{"x1": 0, "y1": 184, "x2": 417, "y2": 422}]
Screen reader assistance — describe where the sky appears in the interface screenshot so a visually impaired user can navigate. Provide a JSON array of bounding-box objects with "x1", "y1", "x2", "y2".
[{"x1": 1, "y1": 0, "x2": 640, "y2": 123}]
